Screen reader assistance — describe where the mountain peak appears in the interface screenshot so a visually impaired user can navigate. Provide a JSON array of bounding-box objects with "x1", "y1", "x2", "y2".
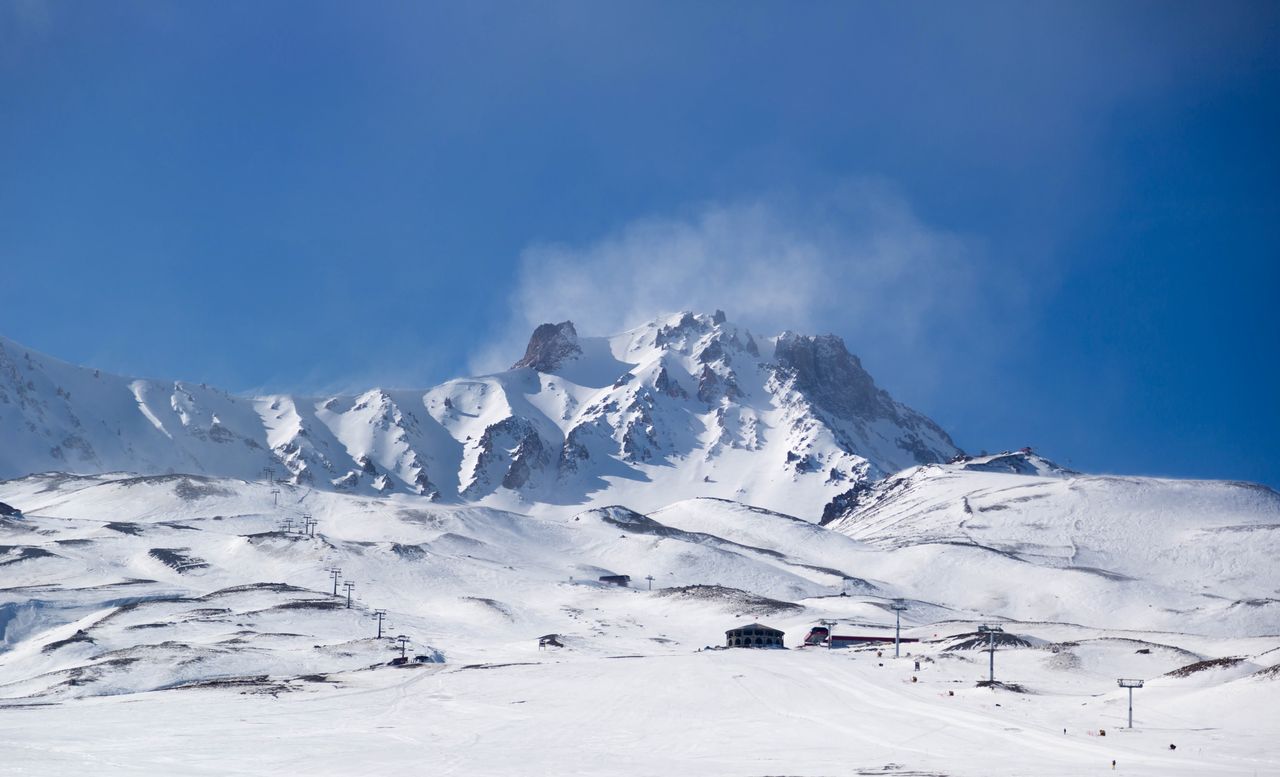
[
  {"x1": 773, "y1": 331, "x2": 885, "y2": 420},
  {"x1": 511, "y1": 321, "x2": 581, "y2": 372},
  {"x1": 0, "y1": 314, "x2": 961, "y2": 514}
]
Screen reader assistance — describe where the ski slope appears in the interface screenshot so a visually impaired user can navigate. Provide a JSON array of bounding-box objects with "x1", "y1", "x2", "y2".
[
  {"x1": 3, "y1": 644, "x2": 1277, "y2": 776},
  {"x1": 1, "y1": 471, "x2": 1278, "y2": 775}
]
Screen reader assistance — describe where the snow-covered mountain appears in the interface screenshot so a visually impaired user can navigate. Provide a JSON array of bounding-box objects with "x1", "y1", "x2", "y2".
[
  {"x1": 0, "y1": 311, "x2": 959, "y2": 518},
  {"x1": 3, "y1": 319, "x2": 1279, "y2": 776}
]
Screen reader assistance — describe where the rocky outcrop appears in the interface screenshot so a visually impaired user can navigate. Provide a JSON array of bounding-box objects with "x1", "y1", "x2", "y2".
[
  {"x1": 511, "y1": 321, "x2": 582, "y2": 373},
  {"x1": 818, "y1": 482, "x2": 872, "y2": 525},
  {"x1": 620, "y1": 395, "x2": 662, "y2": 463},
  {"x1": 463, "y1": 417, "x2": 553, "y2": 497},
  {"x1": 654, "y1": 366, "x2": 687, "y2": 399},
  {"x1": 558, "y1": 425, "x2": 592, "y2": 474},
  {"x1": 772, "y1": 332, "x2": 957, "y2": 466},
  {"x1": 773, "y1": 333, "x2": 888, "y2": 421}
]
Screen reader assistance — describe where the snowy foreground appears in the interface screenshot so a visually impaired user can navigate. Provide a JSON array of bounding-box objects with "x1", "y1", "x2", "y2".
[
  {"x1": 2, "y1": 472, "x2": 1278, "y2": 776},
  {"x1": 7, "y1": 648, "x2": 1277, "y2": 777}
]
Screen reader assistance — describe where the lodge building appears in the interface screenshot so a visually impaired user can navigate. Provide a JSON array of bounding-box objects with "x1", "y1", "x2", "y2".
[{"x1": 725, "y1": 623, "x2": 784, "y2": 648}]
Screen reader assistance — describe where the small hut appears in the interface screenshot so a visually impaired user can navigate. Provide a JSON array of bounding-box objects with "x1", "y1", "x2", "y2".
[
  {"x1": 599, "y1": 575, "x2": 631, "y2": 586},
  {"x1": 725, "y1": 623, "x2": 784, "y2": 648}
]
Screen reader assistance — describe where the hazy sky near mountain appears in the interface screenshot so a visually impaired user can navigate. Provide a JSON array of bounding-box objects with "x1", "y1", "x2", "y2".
[{"x1": 2, "y1": 2, "x2": 1277, "y2": 486}]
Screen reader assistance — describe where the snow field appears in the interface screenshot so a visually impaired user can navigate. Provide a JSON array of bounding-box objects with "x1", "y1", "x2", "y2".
[{"x1": 1, "y1": 472, "x2": 1277, "y2": 775}]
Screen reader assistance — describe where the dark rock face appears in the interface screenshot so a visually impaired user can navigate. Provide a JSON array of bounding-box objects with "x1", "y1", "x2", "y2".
[
  {"x1": 654, "y1": 366, "x2": 687, "y2": 399},
  {"x1": 0, "y1": 501, "x2": 21, "y2": 518},
  {"x1": 654, "y1": 312, "x2": 709, "y2": 349},
  {"x1": 464, "y1": 416, "x2": 553, "y2": 497},
  {"x1": 558, "y1": 426, "x2": 591, "y2": 473},
  {"x1": 696, "y1": 365, "x2": 720, "y2": 404},
  {"x1": 786, "y1": 450, "x2": 820, "y2": 474},
  {"x1": 618, "y1": 391, "x2": 664, "y2": 463},
  {"x1": 819, "y1": 482, "x2": 873, "y2": 525},
  {"x1": 697, "y1": 338, "x2": 727, "y2": 365},
  {"x1": 773, "y1": 333, "x2": 888, "y2": 421},
  {"x1": 503, "y1": 430, "x2": 552, "y2": 490},
  {"x1": 773, "y1": 332, "x2": 957, "y2": 465},
  {"x1": 511, "y1": 321, "x2": 582, "y2": 373}
]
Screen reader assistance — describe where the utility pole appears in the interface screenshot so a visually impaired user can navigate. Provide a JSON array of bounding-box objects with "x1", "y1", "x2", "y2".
[
  {"x1": 303, "y1": 515, "x2": 317, "y2": 537},
  {"x1": 396, "y1": 635, "x2": 410, "y2": 659},
  {"x1": 343, "y1": 580, "x2": 355, "y2": 608},
  {"x1": 645, "y1": 575, "x2": 654, "y2": 591},
  {"x1": 891, "y1": 599, "x2": 908, "y2": 658},
  {"x1": 270, "y1": 487, "x2": 280, "y2": 507},
  {"x1": 329, "y1": 567, "x2": 342, "y2": 596},
  {"x1": 373, "y1": 609, "x2": 387, "y2": 639},
  {"x1": 978, "y1": 624, "x2": 1004, "y2": 684},
  {"x1": 281, "y1": 518, "x2": 295, "y2": 534},
  {"x1": 819, "y1": 619, "x2": 838, "y2": 650},
  {"x1": 262, "y1": 466, "x2": 275, "y2": 484},
  {"x1": 1118, "y1": 679, "x2": 1144, "y2": 728}
]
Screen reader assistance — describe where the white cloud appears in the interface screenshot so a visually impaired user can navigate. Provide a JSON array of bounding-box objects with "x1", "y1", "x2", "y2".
[{"x1": 473, "y1": 181, "x2": 996, "y2": 384}]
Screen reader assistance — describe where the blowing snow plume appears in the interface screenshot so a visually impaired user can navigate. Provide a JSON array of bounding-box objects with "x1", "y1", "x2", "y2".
[{"x1": 471, "y1": 183, "x2": 988, "y2": 378}]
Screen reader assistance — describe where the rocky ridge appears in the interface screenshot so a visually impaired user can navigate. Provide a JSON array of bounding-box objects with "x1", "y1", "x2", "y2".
[{"x1": 0, "y1": 312, "x2": 960, "y2": 519}]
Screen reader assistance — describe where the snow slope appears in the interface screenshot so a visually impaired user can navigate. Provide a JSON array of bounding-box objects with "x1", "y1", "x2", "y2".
[
  {"x1": 6, "y1": 648, "x2": 1280, "y2": 777},
  {"x1": 1, "y1": 473, "x2": 1277, "y2": 776},
  {"x1": 824, "y1": 454, "x2": 1280, "y2": 633}
]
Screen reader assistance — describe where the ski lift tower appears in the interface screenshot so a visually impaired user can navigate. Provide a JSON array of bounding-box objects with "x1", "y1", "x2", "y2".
[
  {"x1": 1118, "y1": 679, "x2": 1144, "y2": 728},
  {"x1": 819, "y1": 619, "x2": 837, "y2": 650},
  {"x1": 978, "y1": 625, "x2": 1004, "y2": 684},
  {"x1": 890, "y1": 599, "x2": 908, "y2": 658}
]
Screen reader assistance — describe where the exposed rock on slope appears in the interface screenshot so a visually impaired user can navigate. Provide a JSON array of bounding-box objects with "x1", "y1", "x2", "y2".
[{"x1": 511, "y1": 321, "x2": 582, "y2": 372}]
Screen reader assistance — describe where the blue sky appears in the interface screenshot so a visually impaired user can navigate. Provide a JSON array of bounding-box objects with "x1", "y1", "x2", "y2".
[{"x1": 2, "y1": 2, "x2": 1277, "y2": 487}]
